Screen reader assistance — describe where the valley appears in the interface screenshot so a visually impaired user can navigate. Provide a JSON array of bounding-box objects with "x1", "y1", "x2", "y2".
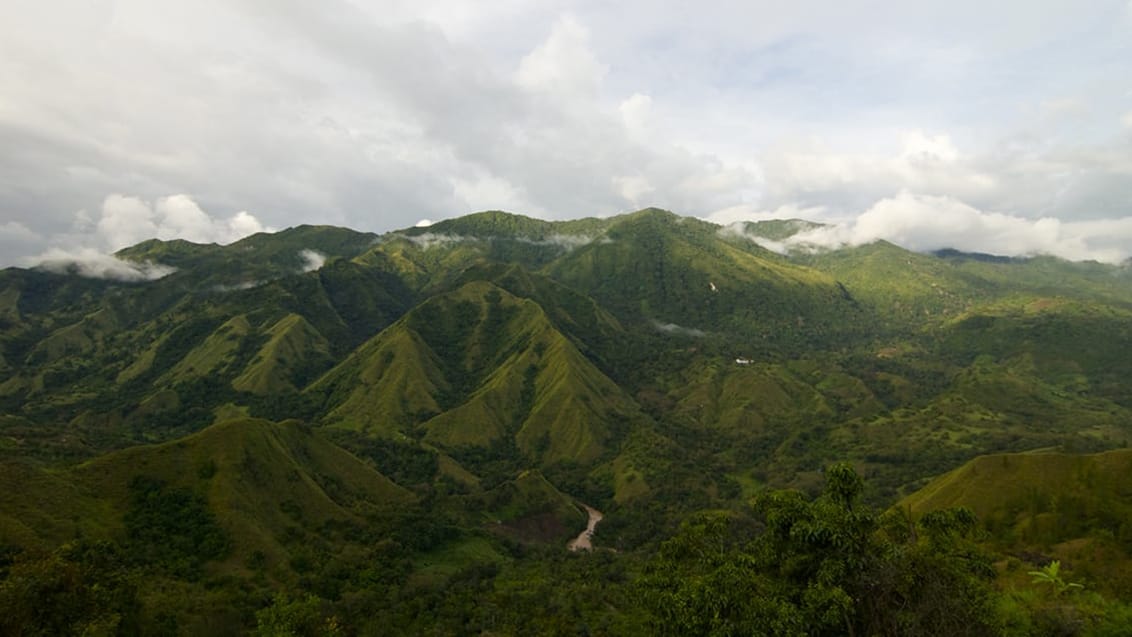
[{"x1": 3, "y1": 208, "x2": 1132, "y2": 634}]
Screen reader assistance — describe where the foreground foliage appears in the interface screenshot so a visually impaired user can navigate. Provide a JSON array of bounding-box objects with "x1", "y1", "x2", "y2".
[
  {"x1": 640, "y1": 464, "x2": 999, "y2": 636},
  {"x1": 2, "y1": 463, "x2": 1131, "y2": 635}
]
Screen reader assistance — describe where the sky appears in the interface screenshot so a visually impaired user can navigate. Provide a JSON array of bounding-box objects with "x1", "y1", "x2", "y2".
[{"x1": 2, "y1": 0, "x2": 1132, "y2": 268}]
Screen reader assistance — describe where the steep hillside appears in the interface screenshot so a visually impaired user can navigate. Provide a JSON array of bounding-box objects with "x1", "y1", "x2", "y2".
[
  {"x1": 6, "y1": 208, "x2": 1132, "y2": 632},
  {"x1": 0, "y1": 418, "x2": 412, "y2": 579},
  {"x1": 311, "y1": 280, "x2": 647, "y2": 466},
  {"x1": 544, "y1": 208, "x2": 861, "y2": 352},
  {"x1": 801, "y1": 240, "x2": 997, "y2": 325},
  {"x1": 233, "y1": 314, "x2": 333, "y2": 395},
  {"x1": 901, "y1": 449, "x2": 1132, "y2": 595}
]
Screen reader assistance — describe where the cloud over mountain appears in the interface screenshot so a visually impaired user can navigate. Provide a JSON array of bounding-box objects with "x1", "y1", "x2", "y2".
[
  {"x1": 90, "y1": 195, "x2": 266, "y2": 252},
  {"x1": 33, "y1": 247, "x2": 176, "y2": 281},
  {"x1": 736, "y1": 192, "x2": 1132, "y2": 263},
  {"x1": 24, "y1": 194, "x2": 268, "y2": 279},
  {"x1": 1, "y1": 1, "x2": 1129, "y2": 265}
]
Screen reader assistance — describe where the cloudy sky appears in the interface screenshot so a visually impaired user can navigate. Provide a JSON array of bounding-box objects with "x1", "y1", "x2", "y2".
[{"x1": 2, "y1": 0, "x2": 1131, "y2": 266}]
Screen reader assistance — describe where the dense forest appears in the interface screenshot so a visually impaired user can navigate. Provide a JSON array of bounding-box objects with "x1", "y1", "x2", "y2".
[{"x1": 3, "y1": 209, "x2": 1132, "y2": 634}]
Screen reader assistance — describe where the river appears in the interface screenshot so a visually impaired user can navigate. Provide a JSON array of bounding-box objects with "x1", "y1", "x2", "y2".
[{"x1": 567, "y1": 503, "x2": 603, "y2": 551}]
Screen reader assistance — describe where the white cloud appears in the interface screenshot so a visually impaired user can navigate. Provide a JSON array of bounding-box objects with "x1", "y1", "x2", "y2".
[
  {"x1": 32, "y1": 247, "x2": 176, "y2": 281},
  {"x1": 759, "y1": 131, "x2": 999, "y2": 214},
  {"x1": 780, "y1": 191, "x2": 1132, "y2": 263},
  {"x1": 451, "y1": 173, "x2": 531, "y2": 215},
  {"x1": 96, "y1": 195, "x2": 160, "y2": 251},
  {"x1": 24, "y1": 193, "x2": 268, "y2": 280},
  {"x1": 95, "y1": 194, "x2": 267, "y2": 251},
  {"x1": 899, "y1": 131, "x2": 960, "y2": 164},
  {"x1": 613, "y1": 175, "x2": 654, "y2": 207},
  {"x1": 298, "y1": 249, "x2": 326, "y2": 272},
  {"x1": 228, "y1": 211, "x2": 267, "y2": 240},
  {"x1": 707, "y1": 203, "x2": 830, "y2": 226},
  {"x1": 405, "y1": 232, "x2": 471, "y2": 250},
  {"x1": 653, "y1": 321, "x2": 706, "y2": 337},
  {"x1": 1, "y1": 1, "x2": 1130, "y2": 267},
  {"x1": 716, "y1": 217, "x2": 826, "y2": 255},
  {"x1": 517, "y1": 233, "x2": 602, "y2": 250},
  {"x1": 515, "y1": 15, "x2": 607, "y2": 97},
  {"x1": 0, "y1": 221, "x2": 40, "y2": 243},
  {"x1": 619, "y1": 93, "x2": 653, "y2": 143}
]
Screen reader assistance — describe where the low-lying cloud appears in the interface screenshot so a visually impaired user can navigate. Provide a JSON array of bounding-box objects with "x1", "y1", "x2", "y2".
[
  {"x1": 25, "y1": 193, "x2": 269, "y2": 281},
  {"x1": 33, "y1": 247, "x2": 176, "y2": 282},
  {"x1": 732, "y1": 192, "x2": 1132, "y2": 264},
  {"x1": 515, "y1": 234, "x2": 608, "y2": 250},
  {"x1": 211, "y1": 280, "x2": 264, "y2": 293},
  {"x1": 402, "y1": 232, "x2": 605, "y2": 252},
  {"x1": 653, "y1": 321, "x2": 707, "y2": 337},
  {"x1": 404, "y1": 233, "x2": 472, "y2": 250},
  {"x1": 299, "y1": 249, "x2": 327, "y2": 272}
]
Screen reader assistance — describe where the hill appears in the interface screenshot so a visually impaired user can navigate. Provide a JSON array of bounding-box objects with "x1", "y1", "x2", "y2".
[
  {"x1": 310, "y1": 280, "x2": 648, "y2": 467},
  {"x1": 0, "y1": 418, "x2": 412, "y2": 575},
  {"x1": 6, "y1": 208, "x2": 1132, "y2": 632},
  {"x1": 900, "y1": 449, "x2": 1132, "y2": 595}
]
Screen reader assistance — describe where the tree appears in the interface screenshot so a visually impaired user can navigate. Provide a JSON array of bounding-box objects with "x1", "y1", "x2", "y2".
[
  {"x1": 255, "y1": 592, "x2": 342, "y2": 637},
  {"x1": 639, "y1": 463, "x2": 999, "y2": 636},
  {"x1": 1028, "y1": 561, "x2": 1084, "y2": 597},
  {"x1": 0, "y1": 542, "x2": 141, "y2": 637}
]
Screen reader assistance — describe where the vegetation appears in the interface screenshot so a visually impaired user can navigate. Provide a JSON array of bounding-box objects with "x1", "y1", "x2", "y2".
[{"x1": 3, "y1": 208, "x2": 1132, "y2": 632}]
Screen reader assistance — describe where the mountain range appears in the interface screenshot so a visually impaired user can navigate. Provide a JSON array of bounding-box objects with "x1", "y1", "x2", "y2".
[{"x1": 3, "y1": 207, "x2": 1132, "y2": 633}]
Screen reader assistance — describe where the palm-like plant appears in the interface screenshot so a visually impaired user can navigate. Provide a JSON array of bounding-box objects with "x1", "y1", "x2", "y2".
[{"x1": 1028, "y1": 560, "x2": 1084, "y2": 596}]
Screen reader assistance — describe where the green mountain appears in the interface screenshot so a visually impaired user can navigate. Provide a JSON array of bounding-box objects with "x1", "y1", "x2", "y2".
[
  {"x1": 115, "y1": 225, "x2": 379, "y2": 287},
  {"x1": 0, "y1": 418, "x2": 411, "y2": 574},
  {"x1": 5, "y1": 208, "x2": 1132, "y2": 632},
  {"x1": 310, "y1": 280, "x2": 647, "y2": 467},
  {"x1": 233, "y1": 314, "x2": 333, "y2": 395},
  {"x1": 545, "y1": 208, "x2": 860, "y2": 349}
]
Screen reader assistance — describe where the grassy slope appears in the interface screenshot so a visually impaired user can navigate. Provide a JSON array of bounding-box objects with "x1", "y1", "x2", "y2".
[
  {"x1": 232, "y1": 314, "x2": 332, "y2": 395},
  {"x1": 115, "y1": 225, "x2": 379, "y2": 287},
  {"x1": 313, "y1": 280, "x2": 646, "y2": 465},
  {"x1": 900, "y1": 449, "x2": 1132, "y2": 594},
  {"x1": 164, "y1": 315, "x2": 251, "y2": 383},
  {"x1": 7, "y1": 210, "x2": 1132, "y2": 552},
  {"x1": 309, "y1": 324, "x2": 450, "y2": 436},
  {"x1": 801, "y1": 240, "x2": 997, "y2": 325},
  {"x1": 0, "y1": 418, "x2": 412, "y2": 578},
  {"x1": 543, "y1": 209, "x2": 858, "y2": 350}
]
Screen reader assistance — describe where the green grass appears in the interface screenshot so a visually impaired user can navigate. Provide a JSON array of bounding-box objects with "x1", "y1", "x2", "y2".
[
  {"x1": 0, "y1": 418, "x2": 414, "y2": 581},
  {"x1": 900, "y1": 449, "x2": 1132, "y2": 595},
  {"x1": 409, "y1": 536, "x2": 506, "y2": 587},
  {"x1": 164, "y1": 314, "x2": 251, "y2": 383},
  {"x1": 233, "y1": 314, "x2": 331, "y2": 395}
]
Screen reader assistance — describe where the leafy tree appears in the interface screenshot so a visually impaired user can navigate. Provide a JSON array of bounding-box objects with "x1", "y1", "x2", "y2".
[
  {"x1": 640, "y1": 463, "x2": 999, "y2": 636},
  {"x1": 123, "y1": 476, "x2": 229, "y2": 579},
  {"x1": 0, "y1": 542, "x2": 141, "y2": 636},
  {"x1": 255, "y1": 592, "x2": 342, "y2": 637}
]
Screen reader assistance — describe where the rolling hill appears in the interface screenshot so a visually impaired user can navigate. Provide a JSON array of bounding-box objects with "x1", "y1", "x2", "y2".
[
  {"x1": 0, "y1": 418, "x2": 412, "y2": 577},
  {"x1": 900, "y1": 449, "x2": 1132, "y2": 596},
  {"x1": 5, "y1": 207, "x2": 1132, "y2": 632}
]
